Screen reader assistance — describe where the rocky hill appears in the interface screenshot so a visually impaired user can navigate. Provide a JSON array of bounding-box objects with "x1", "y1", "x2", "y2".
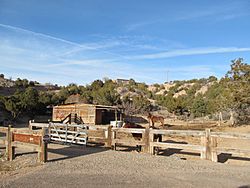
[
  {"x1": 0, "y1": 74, "x2": 60, "y2": 96},
  {"x1": 0, "y1": 76, "x2": 15, "y2": 87},
  {"x1": 115, "y1": 77, "x2": 217, "y2": 102}
]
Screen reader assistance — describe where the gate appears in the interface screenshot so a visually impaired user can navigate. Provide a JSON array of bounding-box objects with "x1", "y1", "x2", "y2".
[{"x1": 49, "y1": 123, "x2": 87, "y2": 145}]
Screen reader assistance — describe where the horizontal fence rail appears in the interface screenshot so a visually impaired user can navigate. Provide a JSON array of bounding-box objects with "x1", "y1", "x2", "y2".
[
  {"x1": 111, "y1": 127, "x2": 148, "y2": 152},
  {"x1": 150, "y1": 129, "x2": 205, "y2": 137},
  {"x1": 87, "y1": 125, "x2": 112, "y2": 147},
  {"x1": 149, "y1": 129, "x2": 207, "y2": 157},
  {"x1": 3, "y1": 122, "x2": 250, "y2": 163}
]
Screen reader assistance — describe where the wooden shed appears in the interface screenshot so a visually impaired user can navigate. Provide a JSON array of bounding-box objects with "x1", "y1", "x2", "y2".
[{"x1": 52, "y1": 103, "x2": 123, "y2": 125}]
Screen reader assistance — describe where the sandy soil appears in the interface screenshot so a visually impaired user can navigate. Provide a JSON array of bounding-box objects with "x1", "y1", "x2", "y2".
[{"x1": 0, "y1": 142, "x2": 250, "y2": 188}]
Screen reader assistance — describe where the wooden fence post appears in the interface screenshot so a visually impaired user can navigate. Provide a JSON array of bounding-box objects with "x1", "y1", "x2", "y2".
[
  {"x1": 5, "y1": 125, "x2": 10, "y2": 157},
  {"x1": 7, "y1": 125, "x2": 15, "y2": 161},
  {"x1": 29, "y1": 120, "x2": 32, "y2": 130},
  {"x1": 201, "y1": 129, "x2": 210, "y2": 160},
  {"x1": 39, "y1": 127, "x2": 48, "y2": 163},
  {"x1": 142, "y1": 127, "x2": 150, "y2": 153},
  {"x1": 112, "y1": 129, "x2": 117, "y2": 150},
  {"x1": 211, "y1": 137, "x2": 218, "y2": 162},
  {"x1": 201, "y1": 129, "x2": 218, "y2": 162},
  {"x1": 105, "y1": 126, "x2": 112, "y2": 148},
  {"x1": 149, "y1": 130, "x2": 155, "y2": 155}
]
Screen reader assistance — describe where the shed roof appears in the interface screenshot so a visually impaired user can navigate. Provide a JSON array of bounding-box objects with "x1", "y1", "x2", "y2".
[{"x1": 54, "y1": 103, "x2": 123, "y2": 110}]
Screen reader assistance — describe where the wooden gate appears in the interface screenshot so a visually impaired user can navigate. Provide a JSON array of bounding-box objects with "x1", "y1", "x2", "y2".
[{"x1": 49, "y1": 123, "x2": 87, "y2": 145}]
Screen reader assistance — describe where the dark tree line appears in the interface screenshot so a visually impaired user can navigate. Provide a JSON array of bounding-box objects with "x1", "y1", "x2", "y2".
[{"x1": 0, "y1": 58, "x2": 249, "y2": 124}]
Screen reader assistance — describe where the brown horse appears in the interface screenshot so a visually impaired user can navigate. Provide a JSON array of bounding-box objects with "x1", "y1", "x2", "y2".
[{"x1": 147, "y1": 113, "x2": 164, "y2": 128}]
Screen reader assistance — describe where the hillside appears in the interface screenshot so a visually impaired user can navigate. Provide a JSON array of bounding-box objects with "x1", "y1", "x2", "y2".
[
  {"x1": 0, "y1": 76, "x2": 15, "y2": 88},
  {"x1": 0, "y1": 58, "x2": 249, "y2": 125},
  {"x1": 0, "y1": 75, "x2": 60, "y2": 96}
]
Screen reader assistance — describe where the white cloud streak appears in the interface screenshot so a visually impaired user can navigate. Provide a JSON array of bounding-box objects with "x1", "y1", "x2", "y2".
[
  {"x1": 128, "y1": 47, "x2": 250, "y2": 60},
  {"x1": 0, "y1": 23, "x2": 82, "y2": 47}
]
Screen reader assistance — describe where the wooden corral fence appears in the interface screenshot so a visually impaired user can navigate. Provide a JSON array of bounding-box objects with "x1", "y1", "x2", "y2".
[
  {"x1": 148, "y1": 128, "x2": 250, "y2": 162},
  {"x1": 87, "y1": 125, "x2": 112, "y2": 147},
  {"x1": 111, "y1": 128, "x2": 149, "y2": 152},
  {"x1": 111, "y1": 128, "x2": 250, "y2": 162},
  {"x1": 210, "y1": 131, "x2": 250, "y2": 162},
  {"x1": 18, "y1": 122, "x2": 250, "y2": 163},
  {"x1": 149, "y1": 129, "x2": 206, "y2": 157},
  {"x1": 0, "y1": 126, "x2": 48, "y2": 163}
]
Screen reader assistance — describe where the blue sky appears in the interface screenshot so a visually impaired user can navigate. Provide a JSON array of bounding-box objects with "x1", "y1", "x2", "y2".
[{"x1": 0, "y1": 0, "x2": 250, "y2": 85}]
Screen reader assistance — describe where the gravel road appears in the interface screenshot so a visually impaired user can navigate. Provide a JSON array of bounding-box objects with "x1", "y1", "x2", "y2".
[{"x1": 1, "y1": 143, "x2": 250, "y2": 188}]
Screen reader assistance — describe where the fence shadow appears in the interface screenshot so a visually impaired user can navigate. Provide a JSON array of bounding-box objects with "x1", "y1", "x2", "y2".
[
  {"x1": 238, "y1": 185, "x2": 250, "y2": 188},
  {"x1": 154, "y1": 140, "x2": 200, "y2": 157},
  {"x1": 48, "y1": 143, "x2": 109, "y2": 162},
  {"x1": 218, "y1": 153, "x2": 250, "y2": 163},
  {"x1": 159, "y1": 149, "x2": 200, "y2": 157},
  {"x1": 15, "y1": 151, "x2": 38, "y2": 157},
  {"x1": 113, "y1": 145, "x2": 140, "y2": 152}
]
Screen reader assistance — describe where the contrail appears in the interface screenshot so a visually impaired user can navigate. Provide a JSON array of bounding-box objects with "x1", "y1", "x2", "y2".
[
  {"x1": 129, "y1": 47, "x2": 250, "y2": 60},
  {"x1": 0, "y1": 23, "x2": 88, "y2": 48},
  {"x1": 0, "y1": 23, "x2": 127, "y2": 58}
]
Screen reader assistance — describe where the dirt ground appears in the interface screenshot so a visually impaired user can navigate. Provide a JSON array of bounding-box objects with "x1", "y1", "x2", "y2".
[
  {"x1": 0, "y1": 143, "x2": 250, "y2": 188},
  {"x1": 1, "y1": 123, "x2": 250, "y2": 187}
]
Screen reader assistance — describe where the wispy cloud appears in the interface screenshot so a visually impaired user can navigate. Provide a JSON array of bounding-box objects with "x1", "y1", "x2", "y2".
[
  {"x1": 125, "y1": 19, "x2": 162, "y2": 32},
  {"x1": 175, "y1": 1, "x2": 250, "y2": 22},
  {"x1": 44, "y1": 58, "x2": 116, "y2": 68},
  {"x1": 123, "y1": 1, "x2": 250, "y2": 34},
  {"x1": 0, "y1": 23, "x2": 82, "y2": 47},
  {"x1": 128, "y1": 47, "x2": 250, "y2": 60}
]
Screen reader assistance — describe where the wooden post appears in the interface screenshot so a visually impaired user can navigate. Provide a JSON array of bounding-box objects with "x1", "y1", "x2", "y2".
[
  {"x1": 7, "y1": 125, "x2": 15, "y2": 161},
  {"x1": 143, "y1": 127, "x2": 150, "y2": 153},
  {"x1": 29, "y1": 120, "x2": 32, "y2": 130},
  {"x1": 119, "y1": 112, "x2": 122, "y2": 121},
  {"x1": 149, "y1": 130, "x2": 155, "y2": 155},
  {"x1": 115, "y1": 109, "x2": 117, "y2": 126},
  {"x1": 39, "y1": 127, "x2": 48, "y2": 163},
  {"x1": 65, "y1": 123, "x2": 68, "y2": 144},
  {"x1": 211, "y1": 137, "x2": 218, "y2": 162},
  {"x1": 201, "y1": 129, "x2": 210, "y2": 160},
  {"x1": 112, "y1": 129, "x2": 117, "y2": 150},
  {"x1": 69, "y1": 114, "x2": 71, "y2": 124},
  {"x1": 105, "y1": 126, "x2": 112, "y2": 148},
  {"x1": 218, "y1": 112, "x2": 223, "y2": 126},
  {"x1": 5, "y1": 125, "x2": 10, "y2": 156},
  {"x1": 75, "y1": 113, "x2": 77, "y2": 124},
  {"x1": 200, "y1": 128, "x2": 218, "y2": 162}
]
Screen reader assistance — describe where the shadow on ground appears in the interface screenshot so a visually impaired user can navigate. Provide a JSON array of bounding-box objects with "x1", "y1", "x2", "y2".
[
  {"x1": 218, "y1": 153, "x2": 250, "y2": 163},
  {"x1": 47, "y1": 142, "x2": 109, "y2": 162}
]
